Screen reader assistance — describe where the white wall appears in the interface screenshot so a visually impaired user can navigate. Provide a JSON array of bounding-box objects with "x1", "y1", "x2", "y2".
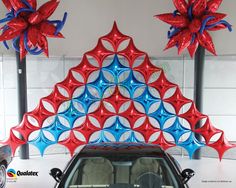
[{"x1": 0, "y1": 0, "x2": 236, "y2": 57}]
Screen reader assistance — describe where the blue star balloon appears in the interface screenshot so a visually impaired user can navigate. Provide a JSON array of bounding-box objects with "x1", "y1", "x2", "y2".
[
  {"x1": 149, "y1": 102, "x2": 175, "y2": 130},
  {"x1": 43, "y1": 116, "x2": 71, "y2": 141},
  {"x1": 134, "y1": 87, "x2": 160, "y2": 114},
  {"x1": 164, "y1": 118, "x2": 191, "y2": 143},
  {"x1": 104, "y1": 116, "x2": 131, "y2": 141},
  {"x1": 88, "y1": 70, "x2": 115, "y2": 96},
  {"x1": 119, "y1": 71, "x2": 145, "y2": 99},
  {"x1": 123, "y1": 131, "x2": 143, "y2": 143},
  {"x1": 28, "y1": 130, "x2": 56, "y2": 156},
  {"x1": 74, "y1": 86, "x2": 100, "y2": 114},
  {"x1": 89, "y1": 130, "x2": 114, "y2": 144},
  {"x1": 178, "y1": 133, "x2": 205, "y2": 158},
  {"x1": 103, "y1": 55, "x2": 130, "y2": 84},
  {"x1": 58, "y1": 101, "x2": 85, "y2": 126}
]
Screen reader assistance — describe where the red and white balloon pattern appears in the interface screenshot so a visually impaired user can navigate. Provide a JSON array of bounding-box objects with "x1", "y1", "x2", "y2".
[{"x1": 1, "y1": 22, "x2": 235, "y2": 160}]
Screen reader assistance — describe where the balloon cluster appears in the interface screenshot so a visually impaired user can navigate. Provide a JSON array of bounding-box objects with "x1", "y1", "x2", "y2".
[
  {"x1": 155, "y1": 0, "x2": 232, "y2": 57},
  {"x1": 0, "y1": 0, "x2": 67, "y2": 60},
  {"x1": 2, "y1": 22, "x2": 235, "y2": 160}
]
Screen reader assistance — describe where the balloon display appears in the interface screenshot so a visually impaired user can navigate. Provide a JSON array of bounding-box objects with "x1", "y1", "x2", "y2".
[
  {"x1": 1, "y1": 22, "x2": 234, "y2": 159},
  {"x1": 0, "y1": 0, "x2": 67, "y2": 60},
  {"x1": 155, "y1": 0, "x2": 232, "y2": 57}
]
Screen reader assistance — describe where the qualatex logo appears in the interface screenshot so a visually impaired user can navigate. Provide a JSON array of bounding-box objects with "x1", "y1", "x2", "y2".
[
  {"x1": 7, "y1": 169, "x2": 17, "y2": 183},
  {"x1": 7, "y1": 168, "x2": 39, "y2": 178},
  {"x1": 7, "y1": 169, "x2": 17, "y2": 178},
  {"x1": 17, "y1": 170, "x2": 39, "y2": 176}
]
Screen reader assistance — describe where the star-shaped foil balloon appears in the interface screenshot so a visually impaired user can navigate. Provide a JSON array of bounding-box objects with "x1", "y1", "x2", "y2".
[
  {"x1": 0, "y1": 0, "x2": 67, "y2": 60},
  {"x1": 2, "y1": 22, "x2": 235, "y2": 160},
  {"x1": 155, "y1": 0, "x2": 232, "y2": 57}
]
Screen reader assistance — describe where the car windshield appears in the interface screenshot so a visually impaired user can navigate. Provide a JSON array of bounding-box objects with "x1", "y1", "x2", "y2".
[{"x1": 64, "y1": 157, "x2": 179, "y2": 188}]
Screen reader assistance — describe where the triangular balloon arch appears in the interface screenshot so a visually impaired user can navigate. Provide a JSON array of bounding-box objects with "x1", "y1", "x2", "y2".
[{"x1": 2, "y1": 22, "x2": 235, "y2": 160}]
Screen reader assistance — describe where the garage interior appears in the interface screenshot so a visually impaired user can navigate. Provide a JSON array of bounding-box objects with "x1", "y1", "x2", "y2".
[{"x1": 0, "y1": 0, "x2": 236, "y2": 188}]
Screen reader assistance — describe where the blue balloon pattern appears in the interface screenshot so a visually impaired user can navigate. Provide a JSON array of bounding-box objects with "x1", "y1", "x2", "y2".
[{"x1": 29, "y1": 130, "x2": 56, "y2": 156}]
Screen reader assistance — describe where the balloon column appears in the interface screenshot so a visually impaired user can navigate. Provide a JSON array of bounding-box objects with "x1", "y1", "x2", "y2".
[
  {"x1": 1, "y1": 22, "x2": 235, "y2": 160},
  {"x1": 155, "y1": 0, "x2": 232, "y2": 57},
  {"x1": 0, "y1": 0, "x2": 67, "y2": 60}
]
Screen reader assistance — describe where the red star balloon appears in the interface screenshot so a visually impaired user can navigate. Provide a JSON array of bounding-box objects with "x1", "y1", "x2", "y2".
[
  {"x1": 91, "y1": 102, "x2": 115, "y2": 128},
  {"x1": 13, "y1": 115, "x2": 41, "y2": 141},
  {"x1": 164, "y1": 87, "x2": 192, "y2": 114},
  {"x1": 194, "y1": 118, "x2": 222, "y2": 144},
  {"x1": 101, "y1": 21, "x2": 130, "y2": 52},
  {"x1": 27, "y1": 101, "x2": 54, "y2": 126},
  {"x1": 208, "y1": 132, "x2": 236, "y2": 161},
  {"x1": 71, "y1": 56, "x2": 99, "y2": 83},
  {"x1": 103, "y1": 86, "x2": 130, "y2": 112},
  {"x1": 133, "y1": 116, "x2": 160, "y2": 143},
  {"x1": 42, "y1": 86, "x2": 69, "y2": 113},
  {"x1": 73, "y1": 116, "x2": 101, "y2": 143},
  {"x1": 151, "y1": 131, "x2": 176, "y2": 150},
  {"x1": 57, "y1": 71, "x2": 84, "y2": 98},
  {"x1": 120, "y1": 102, "x2": 145, "y2": 127},
  {"x1": 118, "y1": 39, "x2": 146, "y2": 67},
  {"x1": 59, "y1": 131, "x2": 86, "y2": 156},
  {"x1": 155, "y1": 0, "x2": 232, "y2": 57},
  {"x1": 148, "y1": 71, "x2": 177, "y2": 99},
  {"x1": 179, "y1": 103, "x2": 207, "y2": 130},
  {"x1": 86, "y1": 39, "x2": 114, "y2": 68},
  {"x1": 0, "y1": 0, "x2": 67, "y2": 60},
  {"x1": 0, "y1": 130, "x2": 26, "y2": 156},
  {"x1": 133, "y1": 55, "x2": 162, "y2": 84}
]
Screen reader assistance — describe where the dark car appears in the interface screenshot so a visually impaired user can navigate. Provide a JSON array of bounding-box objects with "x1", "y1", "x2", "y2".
[
  {"x1": 0, "y1": 144, "x2": 12, "y2": 188},
  {"x1": 50, "y1": 143, "x2": 194, "y2": 188}
]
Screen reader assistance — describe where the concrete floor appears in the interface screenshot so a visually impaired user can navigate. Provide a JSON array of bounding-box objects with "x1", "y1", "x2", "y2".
[{"x1": 6, "y1": 154, "x2": 236, "y2": 188}]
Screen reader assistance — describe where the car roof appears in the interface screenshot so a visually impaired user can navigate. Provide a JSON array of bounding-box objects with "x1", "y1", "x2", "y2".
[{"x1": 78, "y1": 142, "x2": 165, "y2": 157}]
